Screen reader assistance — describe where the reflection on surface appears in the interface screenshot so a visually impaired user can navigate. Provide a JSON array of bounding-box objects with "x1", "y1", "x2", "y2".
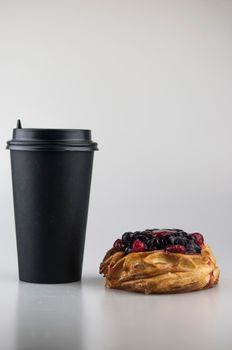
[
  {"x1": 16, "y1": 281, "x2": 83, "y2": 350},
  {"x1": 99, "y1": 285, "x2": 222, "y2": 350},
  {"x1": 11, "y1": 276, "x2": 231, "y2": 350}
]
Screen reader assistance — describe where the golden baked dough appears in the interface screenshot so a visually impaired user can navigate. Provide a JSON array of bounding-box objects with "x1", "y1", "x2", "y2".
[{"x1": 99, "y1": 244, "x2": 220, "y2": 294}]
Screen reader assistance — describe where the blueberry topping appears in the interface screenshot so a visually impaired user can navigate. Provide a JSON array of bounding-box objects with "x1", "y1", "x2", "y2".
[
  {"x1": 146, "y1": 237, "x2": 159, "y2": 250},
  {"x1": 125, "y1": 247, "x2": 133, "y2": 255},
  {"x1": 113, "y1": 228, "x2": 203, "y2": 255},
  {"x1": 171, "y1": 237, "x2": 188, "y2": 246},
  {"x1": 185, "y1": 240, "x2": 201, "y2": 254},
  {"x1": 122, "y1": 232, "x2": 134, "y2": 244}
]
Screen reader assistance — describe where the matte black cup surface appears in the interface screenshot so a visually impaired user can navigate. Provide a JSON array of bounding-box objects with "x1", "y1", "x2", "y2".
[{"x1": 7, "y1": 122, "x2": 98, "y2": 283}]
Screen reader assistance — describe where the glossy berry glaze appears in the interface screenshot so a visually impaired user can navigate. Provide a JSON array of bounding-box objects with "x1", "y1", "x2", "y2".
[{"x1": 113, "y1": 229, "x2": 204, "y2": 255}]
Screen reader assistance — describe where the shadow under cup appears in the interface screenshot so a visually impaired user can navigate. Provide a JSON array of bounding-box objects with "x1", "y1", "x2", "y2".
[{"x1": 7, "y1": 124, "x2": 98, "y2": 283}]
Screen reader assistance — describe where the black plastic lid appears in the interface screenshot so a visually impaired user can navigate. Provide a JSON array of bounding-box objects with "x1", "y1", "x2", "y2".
[{"x1": 7, "y1": 120, "x2": 98, "y2": 151}]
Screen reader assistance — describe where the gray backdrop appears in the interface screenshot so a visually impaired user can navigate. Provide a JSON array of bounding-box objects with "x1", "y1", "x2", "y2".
[{"x1": 0, "y1": 0, "x2": 231, "y2": 279}]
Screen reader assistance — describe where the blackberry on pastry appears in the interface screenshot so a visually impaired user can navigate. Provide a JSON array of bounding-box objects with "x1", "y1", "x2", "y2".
[{"x1": 99, "y1": 229, "x2": 220, "y2": 294}]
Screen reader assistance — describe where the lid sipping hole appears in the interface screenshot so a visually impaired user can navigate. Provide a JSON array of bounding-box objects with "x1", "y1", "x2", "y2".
[{"x1": 17, "y1": 119, "x2": 22, "y2": 129}]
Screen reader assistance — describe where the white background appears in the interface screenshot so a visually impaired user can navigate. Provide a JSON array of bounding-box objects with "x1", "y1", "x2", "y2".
[{"x1": 0, "y1": 1, "x2": 232, "y2": 349}]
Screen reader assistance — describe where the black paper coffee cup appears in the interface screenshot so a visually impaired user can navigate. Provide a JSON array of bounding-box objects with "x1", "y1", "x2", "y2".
[{"x1": 7, "y1": 120, "x2": 98, "y2": 283}]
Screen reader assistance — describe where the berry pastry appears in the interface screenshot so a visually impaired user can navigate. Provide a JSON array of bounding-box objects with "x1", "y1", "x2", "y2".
[{"x1": 99, "y1": 229, "x2": 220, "y2": 294}]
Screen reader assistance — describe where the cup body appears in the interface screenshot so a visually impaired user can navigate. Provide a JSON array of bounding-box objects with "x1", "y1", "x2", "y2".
[{"x1": 10, "y1": 149, "x2": 94, "y2": 283}]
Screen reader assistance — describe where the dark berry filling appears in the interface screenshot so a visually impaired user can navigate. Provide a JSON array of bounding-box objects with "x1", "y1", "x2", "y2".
[
  {"x1": 166, "y1": 244, "x2": 186, "y2": 253},
  {"x1": 190, "y1": 232, "x2": 204, "y2": 246},
  {"x1": 113, "y1": 239, "x2": 123, "y2": 251},
  {"x1": 132, "y1": 239, "x2": 146, "y2": 252},
  {"x1": 112, "y1": 228, "x2": 204, "y2": 255}
]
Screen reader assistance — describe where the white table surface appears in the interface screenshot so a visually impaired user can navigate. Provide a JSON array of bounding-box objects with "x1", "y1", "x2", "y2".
[{"x1": 0, "y1": 271, "x2": 231, "y2": 350}]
